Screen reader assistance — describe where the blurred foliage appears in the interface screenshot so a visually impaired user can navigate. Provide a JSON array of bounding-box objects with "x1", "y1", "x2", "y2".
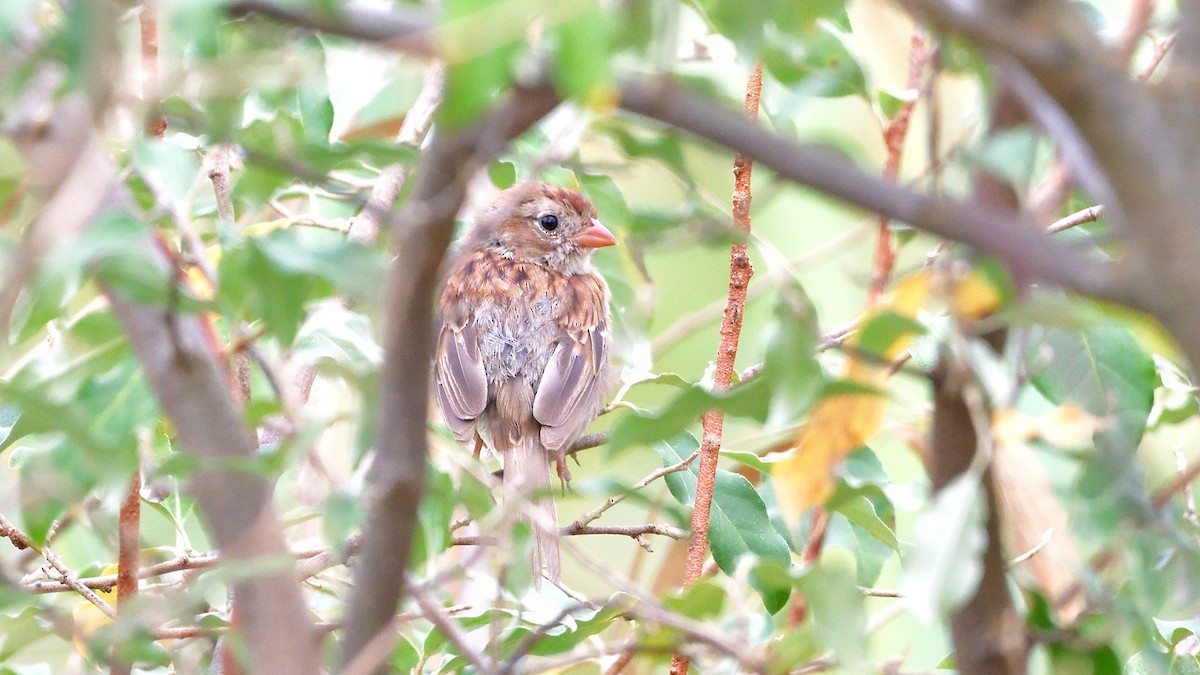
[{"x1": 0, "y1": 0, "x2": 1195, "y2": 673}]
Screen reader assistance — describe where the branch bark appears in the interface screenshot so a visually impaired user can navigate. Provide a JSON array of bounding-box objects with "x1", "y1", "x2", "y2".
[
  {"x1": 12, "y1": 96, "x2": 320, "y2": 675},
  {"x1": 615, "y1": 78, "x2": 1127, "y2": 305},
  {"x1": 668, "y1": 63, "x2": 762, "y2": 675},
  {"x1": 925, "y1": 88, "x2": 1029, "y2": 675}
]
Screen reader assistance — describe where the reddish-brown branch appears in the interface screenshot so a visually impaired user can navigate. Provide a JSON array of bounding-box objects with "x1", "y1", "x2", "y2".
[
  {"x1": 113, "y1": 473, "x2": 141, "y2": 673},
  {"x1": 140, "y1": 0, "x2": 165, "y2": 137},
  {"x1": 112, "y1": 8, "x2": 161, "y2": 672},
  {"x1": 868, "y1": 31, "x2": 929, "y2": 302},
  {"x1": 669, "y1": 62, "x2": 762, "y2": 675},
  {"x1": 788, "y1": 509, "x2": 831, "y2": 626}
]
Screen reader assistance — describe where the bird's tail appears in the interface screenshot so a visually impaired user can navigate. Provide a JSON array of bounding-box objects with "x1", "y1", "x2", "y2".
[{"x1": 503, "y1": 435, "x2": 560, "y2": 584}]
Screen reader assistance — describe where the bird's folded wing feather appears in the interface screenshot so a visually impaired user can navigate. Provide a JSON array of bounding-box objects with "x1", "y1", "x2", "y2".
[
  {"x1": 532, "y1": 322, "x2": 607, "y2": 452},
  {"x1": 434, "y1": 321, "x2": 488, "y2": 442}
]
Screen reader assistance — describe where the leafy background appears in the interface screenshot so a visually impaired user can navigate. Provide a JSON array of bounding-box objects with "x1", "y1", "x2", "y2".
[{"x1": 0, "y1": 0, "x2": 1196, "y2": 673}]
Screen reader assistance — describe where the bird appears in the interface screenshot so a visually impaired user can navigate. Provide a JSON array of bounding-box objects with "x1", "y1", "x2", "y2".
[{"x1": 434, "y1": 181, "x2": 616, "y2": 583}]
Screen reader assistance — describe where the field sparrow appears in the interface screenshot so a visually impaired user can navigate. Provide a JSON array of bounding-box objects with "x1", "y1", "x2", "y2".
[{"x1": 435, "y1": 182, "x2": 616, "y2": 582}]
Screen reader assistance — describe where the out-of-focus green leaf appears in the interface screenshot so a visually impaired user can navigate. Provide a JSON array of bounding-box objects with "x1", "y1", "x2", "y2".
[
  {"x1": 219, "y1": 228, "x2": 386, "y2": 345},
  {"x1": 169, "y1": 0, "x2": 222, "y2": 59},
  {"x1": 1150, "y1": 356, "x2": 1199, "y2": 429},
  {"x1": 293, "y1": 301, "x2": 382, "y2": 378},
  {"x1": 9, "y1": 264, "x2": 81, "y2": 345},
  {"x1": 762, "y1": 23, "x2": 868, "y2": 99},
  {"x1": 133, "y1": 138, "x2": 201, "y2": 205},
  {"x1": 390, "y1": 636, "x2": 421, "y2": 672},
  {"x1": 1032, "y1": 324, "x2": 1156, "y2": 517},
  {"x1": 763, "y1": 283, "x2": 825, "y2": 428},
  {"x1": 1123, "y1": 649, "x2": 1197, "y2": 675},
  {"x1": 410, "y1": 466, "x2": 453, "y2": 570},
  {"x1": 500, "y1": 600, "x2": 625, "y2": 658},
  {"x1": 826, "y1": 482, "x2": 897, "y2": 551},
  {"x1": 970, "y1": 126, "x2": 1042, "y2": 188},
  {"x1": 823, "y1": 511, "x2": 893, "y2": 587},
  {"x1": 855, "y1": 310, "x2": 924, "y2": 361},
  {"x1": 662, "y1": 577, "x2": 727, "y2": 620},
  {"x1": 553, "y1": 6, "x2": 614, "y2": 105},
  {"x1": 321, "y1": 491, "x2": 363, "y2": 555},
  {"x1": 0, "y1": 606, "x2": 52, "y2": 661},
  {"x1": 594, "y1": 122, "x2": 693, "y2": 183},
  {"x1": 901, "y1": 472, "x2": 987, "y2": 622},
  {"x1": 692, "y1": 0, "x2": 770, "y2": 51},
  {"x1": 799, "y1": 547, "x2": 867, "y2": 670},
  {"x1": 437, "y1": 0, "x2": 520, "y2": 128},
  {"x1": 488, "y1": 160, "x2": 517, "y2": 189}
]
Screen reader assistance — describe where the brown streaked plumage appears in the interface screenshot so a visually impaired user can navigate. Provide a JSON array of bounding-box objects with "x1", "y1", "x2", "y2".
[{"x1": 434, "y1": 182, "x2": 616, "y2": 583}]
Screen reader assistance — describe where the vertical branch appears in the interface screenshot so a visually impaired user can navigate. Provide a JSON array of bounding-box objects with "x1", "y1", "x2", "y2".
[
  {"x1": 868, "y1": 31, "x2": 929, "y2": 302},
  {"x1": 927, "y1": 88, "x2": 1028, "y2": 675},
  {"x1": 112, "y1": 7, "x2": 163, "y2": 672},
  {"x1": 140, "y1": 0, "x2": 166, "y2": 137},
  {"x1": 668, "y1": 63, "x2": 762, "y2": 675}
]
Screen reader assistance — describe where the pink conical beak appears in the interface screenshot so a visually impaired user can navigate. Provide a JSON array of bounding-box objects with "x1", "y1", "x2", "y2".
[{"x1": 574, "y1": 218, "x2": 618, "y2": 248}]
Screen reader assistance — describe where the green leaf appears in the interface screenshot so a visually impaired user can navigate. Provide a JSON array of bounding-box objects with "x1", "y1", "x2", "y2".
[
  {"x1": 855, "y1": 310, "x2": 924, "y2": 360},
  {"x1": 826, "y1": 482, "x2": 898, "y2": 551},
  {"x1": 488, "y1": 160, "x2": 517, "y2": 189},
  {"x1": 970, "y1": 126, "x2": 1042, "y2": 188},
  {"x1": 437, "y1": 0, "x2": 520, "y2": 128},
  {"x1": 220, "y1": 228, "x2": 386, "y2": 345},
  {"x1": 292, "y1": 301, "x2": 382, "y2": 378},
  {"x1": 390, "y1": 636, "x2": 420, "y2": 672},
  {"x1": 500, "y1": 600, "x2": 625, "y2": 658},
  {"x1": 553, "y1": 5, "x2": 614, "y2": 104},
  {"x1": 662, "y1": 578, "x2": 727, "y2": 620},
  {"x1": 692, "y1": 0, "x2": 771, "y2": 51},
  {"x1": 607, "y1": 376, "x2": 772, "y2": 452},
  {"x1": 652, "y1": 433, "x2": 792, "y2": 613},
  {"x1": 762, "y1": 23, "x2": 868, "y2": 99},
  {"x1": 1032, "y1": 324, "x2": 1156, "y2": 517},
  {"x1": 0, "y1": 0, "x2": 39, "y2": 44},
  {"x1": 321, "y1": 491, "x2": 364, "y2": 554},
  {"x1": 132, "y1": 138, "x2": 201, "y2": 205},
  {"x1": 799, "y1": 547, "x2": 867, "y2": 670},
  {"x1": 900, "y1": 473, "x2": 987, "y2": 622},
  {"x1": 0, "y1": 606, "x2": 52, "y2": 660},
  {"x1": 823, "y1": 511, "x2": 894, "y2": 587},
  {"x1": 763, "y1": 283, "x2": 825, "y2": 428}
]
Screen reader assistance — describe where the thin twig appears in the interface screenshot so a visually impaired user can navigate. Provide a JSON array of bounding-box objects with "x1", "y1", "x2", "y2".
[
  {"x1": 1047, "y1": 204, "x2": 1104, "y2": 233},
  {"x1": 0, "y1": 513, "x2": 116, "y2": 619},
  {"x1": 1138, "y1": 32, "x2": 1178, "y2": 82},
  {"x1": 406, "y1": 581, "x2": 493, "y2": 672},
  {"x1": 496, "y1": 604, "x2": 584, "y2": 674},
  {"x1": 572, "y1": 448, "x2": 700, "y2": 528},
  {"x1": 868, "y1": 31, "x2": 930, "y2": 302}
]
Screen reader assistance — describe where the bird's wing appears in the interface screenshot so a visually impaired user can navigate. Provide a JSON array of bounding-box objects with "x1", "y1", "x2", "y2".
[
  {"x1": 532, "y1": 319, "x2": 609, "y2": 453},
  {"x1": 434, "y1": 319, "x2": 488, "y2": 444}
]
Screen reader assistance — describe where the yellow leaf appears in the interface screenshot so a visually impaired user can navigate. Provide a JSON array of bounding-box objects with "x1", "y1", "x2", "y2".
[
  {"x1": 890, "y1": 269, "x2": 931, "y2": 317},
  {"x1": 993, "y1": 404, "x2": 1101, "y2": 448},
  {"x1": 772, "y1": 379, "x2": 886, "y2": 523},
  {"x1": 951, "y1": 269, "x2": 1002, "y2": 319},
  {"x1": 772, "y1": 270, "x2": 934, "y2": 523},
  {"x1": 242, "y1": 218, "x2": 290, "y2": 237},
  {"x1": 184, "y1": 245, "x2": 222, "y2": 301}
]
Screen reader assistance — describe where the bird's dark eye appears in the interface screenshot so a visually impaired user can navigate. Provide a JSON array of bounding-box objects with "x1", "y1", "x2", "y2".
[{"x1": 536, "y1": 214, "x2": 559, "y2": 232}]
